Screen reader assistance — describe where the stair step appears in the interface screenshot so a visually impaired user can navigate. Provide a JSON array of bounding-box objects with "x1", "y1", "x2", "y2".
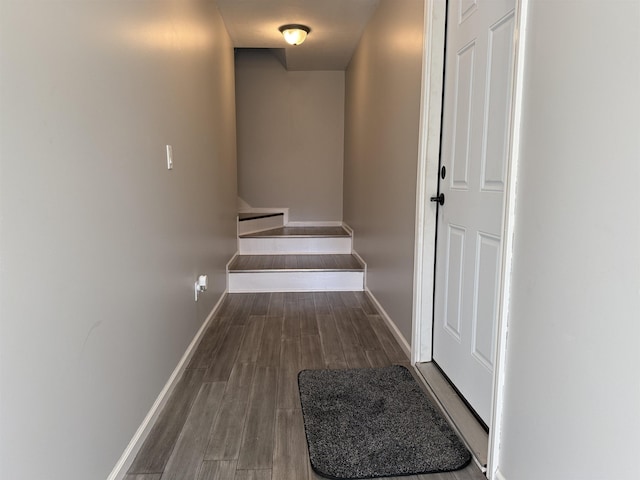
[
  {"x1": 240, "y1": 226, "x2": 349, "y2": 238},
  {"x1": 238, "y1": 227, "x2": 352, "y2": 255},
  {"x1": 229, "y1": 254, "x2": 362, "y2": 272},
  {"x1": 228, "y1": 254, "x2": 364, "y2": 293}
]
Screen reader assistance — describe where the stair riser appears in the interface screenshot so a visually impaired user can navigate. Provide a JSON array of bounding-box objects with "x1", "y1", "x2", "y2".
[
  {"x1": 238, "y1": 237, "x2": 352, "y2": 255},
  {"x1": 228, "y1": 271, "x2": 364, "y2": 293}
]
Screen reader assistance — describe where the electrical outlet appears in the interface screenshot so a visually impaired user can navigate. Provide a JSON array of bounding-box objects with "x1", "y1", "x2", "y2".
[{"x1": 195, "y1": 275, "x2": 208, "y2": 301}]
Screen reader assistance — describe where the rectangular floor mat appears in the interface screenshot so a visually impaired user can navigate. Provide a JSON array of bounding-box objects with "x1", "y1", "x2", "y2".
[{"x1": 298, "y1": 365, "x2": 471, "y2": 479}]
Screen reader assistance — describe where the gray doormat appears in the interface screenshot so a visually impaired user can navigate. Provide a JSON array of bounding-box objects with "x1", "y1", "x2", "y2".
[{"x1": 298, "y1": 365, "x2": 471, "y2": 479}]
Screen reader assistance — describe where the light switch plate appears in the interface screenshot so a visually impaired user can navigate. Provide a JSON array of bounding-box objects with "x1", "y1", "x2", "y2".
[{"x1": 166, "y1": 145, "x2": 173, "y2": 170}]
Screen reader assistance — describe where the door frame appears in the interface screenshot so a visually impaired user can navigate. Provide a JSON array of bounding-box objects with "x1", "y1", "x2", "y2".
[{"x1": 411, "y1": 0, "x2": 529, "y2": 477}]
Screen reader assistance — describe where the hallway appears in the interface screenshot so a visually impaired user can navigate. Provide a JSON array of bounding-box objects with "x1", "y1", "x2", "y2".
[{"x1": 125, "y1": 292, "x2": 485, "y2": 480}]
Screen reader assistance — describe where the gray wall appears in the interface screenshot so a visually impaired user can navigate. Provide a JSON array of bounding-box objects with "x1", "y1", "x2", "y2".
[
  {"x1": 0, "y1": 2, "x2": 237, "y2": 479},
  {"x1": 497, "y1": 2, "x2": 640, "y2": 479},
  {"x1": 343, "y1": 0, "x2": 424, "y2": 343},
  {"x1": 235, "y1": 49, "x2": 345, "y2": 222}
]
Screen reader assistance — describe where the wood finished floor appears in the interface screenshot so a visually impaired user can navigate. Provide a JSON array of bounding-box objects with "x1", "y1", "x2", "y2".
[
  {"x1": 126, "y1": 292, "x2": 486, "y2": 480},
  {"x1": 228, "y1": 254, "x2": 364, "y2": 272}
]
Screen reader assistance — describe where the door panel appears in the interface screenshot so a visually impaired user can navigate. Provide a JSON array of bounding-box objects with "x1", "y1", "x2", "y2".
[
  {"x1": 444, "y1": 225, "x2": 466, "y2": 340},
  {"x1": 451, "y1": 43, "x2": 475, "y2": 190},
  {"x1": 482, "y1": 12, "x2": 516, "y2": 191},
  {"x1": 472, "y1": 232, "x2": 500, "y2": 370},
  {"x1": 433, "y1": 0, "x2": 516, "y2": 424},
  {"x1": 460, "y1": 0, "x2": 478, "y2": 24}
]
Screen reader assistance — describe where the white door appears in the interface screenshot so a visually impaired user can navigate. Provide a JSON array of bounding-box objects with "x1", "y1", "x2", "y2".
[{"x1": 432, "y1": 0, "x2": 516, "y2": 424}]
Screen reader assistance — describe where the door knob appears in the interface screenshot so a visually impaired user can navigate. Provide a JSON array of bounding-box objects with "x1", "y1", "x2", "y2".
[{"x1": 430, "y1": 193, "x2": 445, "y2": 206}]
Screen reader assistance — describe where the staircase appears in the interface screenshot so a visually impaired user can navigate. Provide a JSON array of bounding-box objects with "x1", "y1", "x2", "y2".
[{"x1": 228, "y1": 222, "x2": 365, "y2": 293}]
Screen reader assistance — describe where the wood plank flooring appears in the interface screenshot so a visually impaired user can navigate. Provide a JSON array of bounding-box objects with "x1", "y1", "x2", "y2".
[{"x1": 126, "y1": 292, "x2": 486, "y2": 480}]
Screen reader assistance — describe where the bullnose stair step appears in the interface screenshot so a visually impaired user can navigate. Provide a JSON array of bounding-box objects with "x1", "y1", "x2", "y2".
[
  {"x1": 230, "y1": 221, "x2": 364, "y2": 292},
  {"x1": 228, "y1": 254, "x2": 364, "y2": 293},
  {"x1": 240, "y1": 226, "x2": 349, "y2": 237},
  {"x1": 229, "y1": 253, "x2": 362, "y2": 271},
  {"x1": 238, "y1": 226, "x2": 352, "y2": 255}
]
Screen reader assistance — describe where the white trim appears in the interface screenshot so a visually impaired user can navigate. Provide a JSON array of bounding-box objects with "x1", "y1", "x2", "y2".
[
  {"x1": 341, "y1": 223, "x2": 355, "y2": 253},
  {"x1": 341, "y1": 223, "x2": 353, "y2": 235},
  {"x1": 106, "y1": 291, "x2": 227, "y2": 480},
  {"x1": 350, "y1": 249, "x2": 368, "y2": 288},
  {"x1": 487, "y1": 0, "x2": 528, "y2": 477},
  {"x1": 285, "y1": 220, "x2": 343, "y2": 227},
  {"x1": 352, "y1": 247, "x2": 411, "y2": 360},
  {"x1": 226, "y1": 251, "x2": 239, "y2": 292},
  {"x1": 365, "y1": 287, "x2": 411, "y2": 360},
  {"x1": 494, "y1": 468, "x2": 508, "y2": 480},
  {"x1": 411, "y1": 0, "x2": 447, "y2": 366}
]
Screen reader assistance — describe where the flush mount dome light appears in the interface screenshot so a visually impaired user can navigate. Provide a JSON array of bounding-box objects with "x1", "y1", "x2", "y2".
[{"x1": 278, "y1": 24, "x2": 310, "y2": 46}]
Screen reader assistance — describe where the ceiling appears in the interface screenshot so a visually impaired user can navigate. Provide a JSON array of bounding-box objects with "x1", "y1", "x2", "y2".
[{"x1": 216, "y1": 0, "x2": 381, "y2": 71}]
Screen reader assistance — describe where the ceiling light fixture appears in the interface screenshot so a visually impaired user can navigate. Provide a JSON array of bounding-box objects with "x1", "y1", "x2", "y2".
[{"x1": 278, "y1": 24, "x2": 310, "y2": 46}]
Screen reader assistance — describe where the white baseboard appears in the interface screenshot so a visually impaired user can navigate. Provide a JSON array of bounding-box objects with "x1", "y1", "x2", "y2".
[
  {"x1": 364, "y1": 287, "x2": 412, "y2": 360},
  {"x1": 350, "y1": 250, "x2": 367, "y2": 277},
  {"x1": 347, "y1": 249, "x2": 411, "y2": 360},
  {"x1": 106, "y1": 291, "x2": 227, "y2": 480},
  {"x1": 493, "y1": 468, "x2": 506, "y2": 480},
  {"x1": 285, "y1": 220, "x2": 344, "y2": 227},
  {"x1": 343, "y1": 223, "x2": 355, "y2": 261}
]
